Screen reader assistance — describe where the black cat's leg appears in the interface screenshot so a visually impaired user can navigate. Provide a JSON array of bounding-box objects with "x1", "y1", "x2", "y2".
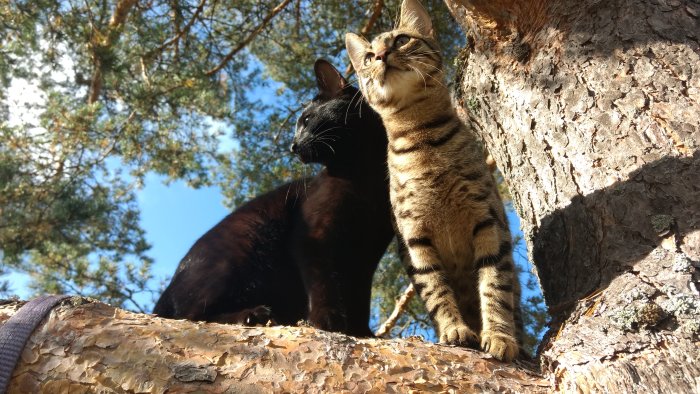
[
  {"x1": 340, "y1": 256, "x2": 374, "y2": 337},
  {"x1": 304, "y1": 265, "x2": 348, "y2": 333},
  {"x1": 293, "y1": 242, "x2": 348, "y2": 333},
  {"x1": 210, "y1": 305, "x2": 276, "y2": 326},
  {"x1": 342, "y1": 283, "x2": 374, "y2": 338},
  {"x1": 341, "y1": 244, "x2": 397, "y2": 338}
]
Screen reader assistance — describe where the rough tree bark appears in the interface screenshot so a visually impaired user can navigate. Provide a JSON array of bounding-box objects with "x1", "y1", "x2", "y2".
[
  {"x1": 1, "y1": 298, "x2": 548, "y2": 393},
  {"x1": 445, "y1": 0, "x2": 700, "y2": 392}
]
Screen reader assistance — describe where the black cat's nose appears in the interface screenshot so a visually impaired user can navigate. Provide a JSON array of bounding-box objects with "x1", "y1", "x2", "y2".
[
  {"x1": 290, "y1": 142, "x2": 298, "y2": 153},
  {"x1": 375, "y1": 49, "x2": 388, "y2": 62}
]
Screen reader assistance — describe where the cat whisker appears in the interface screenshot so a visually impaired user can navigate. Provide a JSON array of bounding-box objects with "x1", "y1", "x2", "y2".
[
  {"x1": 346, "y1": 88, "x2": 365, "y2": 122},
  {"x1": 407, "y1": 59, "x2": 446, "y2": 88},
  {"x1": 416, "y1": 50, "x2": 442, "y2": 57},
  {"x1": 316, "y1": 136, "x2": 340, "y2": 144},
  {"x1": 285, "y1": 180, "x2": 293, "y2": 205},
  {"x1": 409, "y1": 57, "x2": 444, "y2": 74},
  {"x1": 317, "y1": 140, "x2": 336, "y2": 155},
  {"x1": 316, "y1": 126, "x2": 343, "y2": 138},
  {"x1": 316, "y1": 135, "x2": 340, "y2": 142},
  {"x1": 408, "y1": 64, "x2": 428, "y2": 90},
  {"x1": 315, "y1": 119, "x2": 332, "y2": 132},
  {"x1": 404, "y1": 48, "x2": 427, "y2": 56},
  {"x1": 404, "y1": 49, "x2": 442, "y2": 60},
  {"x1": 421, "y1": 69, "x2": 446, "y2": 88}
]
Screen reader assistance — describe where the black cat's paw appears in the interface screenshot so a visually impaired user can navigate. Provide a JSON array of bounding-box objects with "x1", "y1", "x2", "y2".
[
  {"x1": 243, "y1": 305, "x2": 275, "y2": 326},
  {"x1": 214, "y1": 305, "x2": 276, "y2": 325}
]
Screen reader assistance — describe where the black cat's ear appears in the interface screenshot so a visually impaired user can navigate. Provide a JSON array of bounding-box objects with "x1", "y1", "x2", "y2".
[
  {"x1": 314, "y1": 59, "x2": 348, "y2": 98},
  {"x1": 345, "y1": 33, "x2": 370, "y2": 74},
  {"x1": 399, "y1": 0, "x2": 433, "y2": 37}
]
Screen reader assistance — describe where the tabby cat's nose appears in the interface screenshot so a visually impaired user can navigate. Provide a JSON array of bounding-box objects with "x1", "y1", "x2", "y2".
[
  {"x1": 290, "y1": 142, "x2": 298, "y2": 153},
  {"x1": 375, "y1": 49, "x2": 388, "y2": 62}
]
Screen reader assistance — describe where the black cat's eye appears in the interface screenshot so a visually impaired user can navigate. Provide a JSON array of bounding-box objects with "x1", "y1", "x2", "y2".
[
  {"x1": 302, "y1": 115, "x2": 309, "y2": 126},
  {"x1": 394, "y1": 35, "x2": 410, "y2": 48},
  {"x1": 364, "y1": 53, "x2": 373, "y2": 66}
]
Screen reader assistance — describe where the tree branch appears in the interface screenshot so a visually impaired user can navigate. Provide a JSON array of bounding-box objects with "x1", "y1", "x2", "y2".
[
  {"x1": 345, "y1": 0, "x2": 384, "y2": 76},
  {"x1": 87, "y1": 0, "x2": 139, "y2": 104},
  {"x1": 153, "y1": 0, "x2": 207, "y2": 54},
  {"x1": 205, "y1": 0, "x2": 293, "y2": 76},
  {"x1": 375, "y1": 283, "x2": 415, "y2": 338},
  {"x1": 109, "y1": 0, "x2": 137, "y2": 27},
  {"x1": 359, "y1": 0, "x2": 385, "y2": 37},
  {"x1": 3, "y1": 299, "x2": 549, "y2": 392}
]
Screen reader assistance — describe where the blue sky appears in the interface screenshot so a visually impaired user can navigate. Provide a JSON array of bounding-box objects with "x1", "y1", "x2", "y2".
[{"x1": 138, "y1": 174, "x2": 230, "y2": 283}]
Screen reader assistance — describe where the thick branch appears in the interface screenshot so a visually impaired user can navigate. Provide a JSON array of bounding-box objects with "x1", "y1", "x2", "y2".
[
  {"x1": 3, "y1": 299, "x2": 549, "y2": 392},
  {"x1": 205, "y1": 0, "x2": 293, "y2": 76}
]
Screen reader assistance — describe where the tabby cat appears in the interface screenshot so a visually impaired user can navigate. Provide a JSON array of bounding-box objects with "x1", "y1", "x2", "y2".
[
  {"x1": 345, "y1": 0, "x2": 522, "y2": 360},
  {"x1": 153, "y1": 60, "x2": 393, "y2": 337}
]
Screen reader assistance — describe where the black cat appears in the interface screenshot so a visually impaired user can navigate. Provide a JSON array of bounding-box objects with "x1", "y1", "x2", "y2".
[{"x1": 153, "y1": 60, "x2": 393, "y2": 337}]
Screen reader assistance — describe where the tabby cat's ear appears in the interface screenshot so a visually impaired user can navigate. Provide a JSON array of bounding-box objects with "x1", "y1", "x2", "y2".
[
  {"x1": 345, "y1": 33, "x2": 370, "y2": 74},
  {"x1": 314, "y1": 59, "x2": 348, "y2": 98},
  {"x1": 399, "y1": 0, "x2": 433, "y2": 37}
]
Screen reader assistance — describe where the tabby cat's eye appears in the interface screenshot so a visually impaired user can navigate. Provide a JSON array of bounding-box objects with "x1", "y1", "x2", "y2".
[
  {"x1": 394, "y1": 35, "x2": 410, "y2": 48},
  {"x1": 364, "y1": 53, "x2": 373, "y2": 66}
]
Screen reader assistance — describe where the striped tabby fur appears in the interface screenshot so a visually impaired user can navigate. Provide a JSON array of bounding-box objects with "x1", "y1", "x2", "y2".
[{"x1": 345, "y1": 0, "x2": 522, "y2": 361}]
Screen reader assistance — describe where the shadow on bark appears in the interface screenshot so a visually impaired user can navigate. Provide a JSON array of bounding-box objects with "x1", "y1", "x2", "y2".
[{"x1": 534, "y1": 150, "x2": 700, "y2": 335}]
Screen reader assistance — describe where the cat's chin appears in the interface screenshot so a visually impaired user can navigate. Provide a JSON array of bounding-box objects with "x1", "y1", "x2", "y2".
[{"x1": 371, "y1": 70, "x2": 419, "y2": 102}]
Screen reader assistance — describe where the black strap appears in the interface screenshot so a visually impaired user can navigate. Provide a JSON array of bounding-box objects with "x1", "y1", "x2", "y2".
[{"x1": 0, "y1": 295, "x2": 71, "y2": 394}]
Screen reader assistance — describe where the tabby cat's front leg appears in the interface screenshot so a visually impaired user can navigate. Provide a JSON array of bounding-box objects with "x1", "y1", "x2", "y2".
[
  {"x1": 403, "y1": 234, "x2": 479, "y2": 346},
  {"x1": 473, "y1": 223, "x2": 519, "y2": 361}
]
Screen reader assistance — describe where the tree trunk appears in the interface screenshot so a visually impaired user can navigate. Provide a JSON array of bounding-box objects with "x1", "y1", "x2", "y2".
[
  {"x1": 445, "y1": 0, "x2": 700, "y2": 392},
  {"x1": 2, "y1": 298, "x2": 548, "y2": 393}
]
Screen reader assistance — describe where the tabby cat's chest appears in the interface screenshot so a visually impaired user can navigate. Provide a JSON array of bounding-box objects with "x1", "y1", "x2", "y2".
[{"x1": 386, "y1": 139, "x2": 469, "y2": 206}]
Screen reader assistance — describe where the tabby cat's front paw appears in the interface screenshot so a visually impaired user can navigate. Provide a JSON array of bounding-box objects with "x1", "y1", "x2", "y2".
[
  {"x1": 439, "y1": 323, "x2": 479, "y2": 347},
  {"x1": 480, "y1": 331, "x2": 519, "y2": 362}
]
